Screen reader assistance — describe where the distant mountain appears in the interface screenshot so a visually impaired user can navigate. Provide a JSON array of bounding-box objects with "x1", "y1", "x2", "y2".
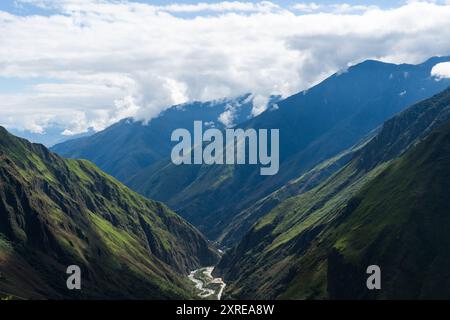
[
  {"x1": 0, "y1": 127, "x2": 218, "y2": 299},
  {"x1": 52, "y1": 94, "x2": 279, "y2": 181},
  {"x1": 216, "y1": 87, "x2": 450, "y2": 299},
  {"x1": 129, "y1": 57, "x2": 450, "y2": 241},
  {"x1": 9, "y1": 126, "x2": 95, "y2": 147}
]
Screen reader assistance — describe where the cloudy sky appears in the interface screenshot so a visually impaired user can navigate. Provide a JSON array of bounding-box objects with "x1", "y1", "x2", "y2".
[{"x1": 1, "y1": 0, "x2": 450, "y2": 143}]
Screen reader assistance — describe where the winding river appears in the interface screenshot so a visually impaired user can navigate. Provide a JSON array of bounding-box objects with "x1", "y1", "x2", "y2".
[{"x1": 188, "y1": 267, "x2": 226, "y2": 300}]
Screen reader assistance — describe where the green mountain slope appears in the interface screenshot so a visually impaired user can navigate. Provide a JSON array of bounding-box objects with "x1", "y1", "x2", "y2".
[
  {"x1": 221, "y1": 80, "x2": 450, "y2": 246},
  {"x1": 216, "y1": 87, "x2": 450, "y2": 299},
  {"x1": 219, "y1": 135, "x2": 372, "y2": 246},
  {"x1": 0, "y1": 127, "x2": 218, "y2": 299}
]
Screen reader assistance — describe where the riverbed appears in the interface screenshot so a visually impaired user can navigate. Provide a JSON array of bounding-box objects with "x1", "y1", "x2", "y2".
[{"x1": 188, "y1": 267, "x2": 226, "y2": 300}]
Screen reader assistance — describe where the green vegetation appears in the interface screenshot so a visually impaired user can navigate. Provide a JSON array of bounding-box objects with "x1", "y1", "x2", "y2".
[
  {"x1": 217, "y1": 88, "x2": 450, "y2": 300},
  {"x1": 126, "y1": 58, "x2": 450, "y2": 243},
  {"x1": 0, "y1": 127, "x2": 218, "y2": 299}
]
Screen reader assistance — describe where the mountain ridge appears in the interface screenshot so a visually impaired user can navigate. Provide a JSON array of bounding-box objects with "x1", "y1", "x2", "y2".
[
  {"x1": 215, "y1": 86, "x2": 450, "y2": 299},
  {"x1": 131, "y1": 57, "x2": 450, "y2": 241},
  {"x1": 52, "y1": 94, "x2": 280, "y2": 181},
  {"x1": 0, "y1": 126, "x2": 218, "y2": 299}
]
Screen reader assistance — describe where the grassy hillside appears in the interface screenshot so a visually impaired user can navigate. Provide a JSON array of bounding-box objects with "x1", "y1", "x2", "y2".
[
  {"x1": 216, "y1": 88, "x2": 450, "y2": 299},
  {"x1": 0, "y1": 127, "x2": 218, "y2": 299},
  {"x1": 286, "y1": 121, "x2": 450, "y2": 299}
]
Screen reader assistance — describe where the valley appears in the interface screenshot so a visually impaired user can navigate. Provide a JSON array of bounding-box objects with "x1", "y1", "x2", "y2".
[
  {"x1": 2, "y1": 0, "x2": 450, "y2": 304},
  {"x1": 2, "y1": 56, "x2": 450, "y2": 300}
]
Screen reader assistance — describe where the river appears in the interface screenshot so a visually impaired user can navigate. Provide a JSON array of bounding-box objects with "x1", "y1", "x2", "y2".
[{"x1": 188, "y1": 267, "x2": 226, "y2": 300}]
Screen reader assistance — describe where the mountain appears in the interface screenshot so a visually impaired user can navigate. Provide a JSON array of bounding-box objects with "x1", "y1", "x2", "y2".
[
  {"x1": 219, "y1": 137, "x2": 371, "y2": 246},
  {"x1": 128, "y1": 57, "x2": 450, "y2": 241},
  {"x1": 0, "y1": 127, "x2": 218, "y2": 299},
  {"x1": 215, "y1": 87, "x2": 450, "y2": 299},
  {"x1": 8, "y1": 126, "x2": 95, "y2": 148},
  {"x1": 52, "y1": 94, "x2": 279, "y2": 181}
]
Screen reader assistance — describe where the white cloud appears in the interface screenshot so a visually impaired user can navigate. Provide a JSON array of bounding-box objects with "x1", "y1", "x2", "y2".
[
  {"x1": 291, "y1": 3, "x2": 321, "y2": 13},
  {"x1": 292, "y1": 2, "x2": 378, "y2": 14},
  {"x1": 2, "y1": 1, "x2": 450, "y2": 135},
  {"x1": 218, "y1": 109, "x2": 235, "y2": 127},
  {"x1": 251, "y1": 94, "x2": 270, "y2": 117},
  {"x1": 431, "y1": 62, "x2": 450, "y2": 79},
  {"x1": 218, "y1": 102, "x2": 238, "y2": 127},
  {"x1": 17, "y1": 0, "x2": 281, "y2": 13},
  {"x1": 330, "y1": 4, "x2": 379, "y2": 14},
  {"x1": 157, "y1": 1, "x2": 280, "y2": 13}
]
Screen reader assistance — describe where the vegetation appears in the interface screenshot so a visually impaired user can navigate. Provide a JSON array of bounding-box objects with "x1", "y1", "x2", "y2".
[
  {"x1": 217, "y1": 87, "x2": 450, "y2": 299},
  {"x1": 127, "y1": 57, "x2": 450, "y2": 242},
  {"x1": 0, "y1": 127, "x2": 218, "y2": 299}
]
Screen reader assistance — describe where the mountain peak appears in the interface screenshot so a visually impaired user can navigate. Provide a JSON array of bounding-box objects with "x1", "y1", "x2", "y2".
[
  {"x1": 348, "y1": 59, "x2": 395, "y2": 70},
  {"x1": 421, "y1": 55, "x2": 450, "y2": 67}
]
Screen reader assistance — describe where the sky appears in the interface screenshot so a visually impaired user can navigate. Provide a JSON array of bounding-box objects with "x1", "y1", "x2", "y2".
[{"x1": 2, "y1": 0, "x2": 450, "y2": 142}]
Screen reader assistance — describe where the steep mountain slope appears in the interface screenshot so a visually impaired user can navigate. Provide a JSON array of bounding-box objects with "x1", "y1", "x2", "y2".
[
  {"x1": 129, "y1": 57, "x2": 450, "y2": 241},
  {"x1": 52, "y1": 94, "x2": 278, "y2": 181},
  {"x1": 0, "y1": 127, "x2": 218, "y2": 299},
  {"x1": 219, "y1": 137, "x2": 372, "y2": 246},
  {"x1": 216, "y1": 87, "x2": 450, "y2": 299}
]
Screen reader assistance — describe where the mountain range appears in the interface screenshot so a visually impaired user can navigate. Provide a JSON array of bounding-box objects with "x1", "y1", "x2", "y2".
[
  {"x1": 53, "y1": 57, "x2": 450, "y2": 242},
  {"x1": 52, "y1": 94, "x2": 280, "y2": 181},
  {"x1": 216, "y1": 87, "x2": 450, "y2": 299},
  {"x1": 2, "y1": 56, "x2": 450, "y2": 300}
]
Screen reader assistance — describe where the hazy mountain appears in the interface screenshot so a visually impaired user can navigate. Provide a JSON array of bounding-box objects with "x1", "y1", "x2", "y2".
[
  {"x1": 129, "y1": 57, "x2": 450, "y2": 241},
  {"x1": 0, "y1": 127, "x2": 218, "y2": 299},
  {"x1": 52, "y1": 94, "x2": 279, "y2": 181},
  {"x1": 216, "y1": 87, "x2": 450, "y2": 299},
  {"x1": 8, "y1": 126, "x2": 95, "y2": 148}
]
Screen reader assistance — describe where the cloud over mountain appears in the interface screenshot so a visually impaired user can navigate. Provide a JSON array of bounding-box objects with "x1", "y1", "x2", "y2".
[
  {"x1": 432, "y1": 62, "x2": 450, "y2": 79},
  {"x1": 2, "y1": 0, "x2": 450, "y2": 135}
]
